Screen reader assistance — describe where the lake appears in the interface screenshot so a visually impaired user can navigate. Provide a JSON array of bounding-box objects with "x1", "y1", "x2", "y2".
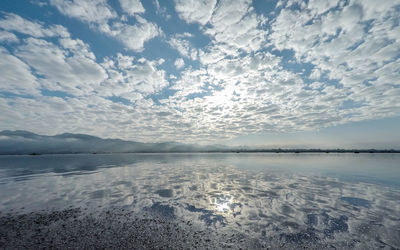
[{"x1": 0, "y1": 153, "x2": 399, "y2": 249}]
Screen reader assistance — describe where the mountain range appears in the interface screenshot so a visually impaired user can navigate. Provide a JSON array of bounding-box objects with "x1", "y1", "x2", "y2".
[
  {"x1": 0, "y1": 130, "x2": 226, "y2": 155},
  {"x1": 1, "y1": 130, "x2": 398, "y2": 155}
]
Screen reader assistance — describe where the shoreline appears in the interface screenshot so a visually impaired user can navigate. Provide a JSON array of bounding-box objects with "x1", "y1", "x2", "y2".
[{"x1": 1, "y1": 149, "x2": 400, "y2": 156}]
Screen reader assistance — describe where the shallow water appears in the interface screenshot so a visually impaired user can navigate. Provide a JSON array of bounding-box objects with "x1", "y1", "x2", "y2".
[{"x1": 0, "y1": 153, "x2": 399, "y2": 248}]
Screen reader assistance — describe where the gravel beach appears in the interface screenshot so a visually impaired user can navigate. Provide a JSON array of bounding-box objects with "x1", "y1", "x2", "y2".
[
  {"x1": 0, "y1": 208, "x2": 268, "y2": 249},
  {"x1": 0, "y1": 207, "x2": 374, "y2": 249}
]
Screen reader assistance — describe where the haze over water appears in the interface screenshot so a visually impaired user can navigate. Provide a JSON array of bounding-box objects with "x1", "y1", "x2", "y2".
[{"x1": 1, "y1": 153, "x2": 399, "y2": 248}]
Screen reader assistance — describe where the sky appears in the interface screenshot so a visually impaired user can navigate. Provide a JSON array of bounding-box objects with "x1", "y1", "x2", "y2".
[{"x1": 0, "y1": 0, "x2": 399, "y2": 147}]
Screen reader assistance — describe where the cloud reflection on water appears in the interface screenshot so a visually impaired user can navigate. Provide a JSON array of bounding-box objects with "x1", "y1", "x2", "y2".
[{"x1": 0, "y1": 153, "x2": 399, "y2": 248}]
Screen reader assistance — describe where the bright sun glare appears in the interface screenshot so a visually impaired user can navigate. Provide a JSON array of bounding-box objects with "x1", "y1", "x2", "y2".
[{"x1": 214, "y1": 194, "x2": 233, "y2": 213}]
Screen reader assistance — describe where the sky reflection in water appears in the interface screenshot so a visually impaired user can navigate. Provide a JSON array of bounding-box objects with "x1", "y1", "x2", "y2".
[{"x1": 0, "y1": 153, "x2": 399, "y2": 248}]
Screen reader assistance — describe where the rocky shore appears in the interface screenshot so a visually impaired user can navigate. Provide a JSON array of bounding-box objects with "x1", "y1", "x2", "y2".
[
  {"x1": 1, "y1": 206, "x2": 396, "y2": 249},
  {"x1": 0, "y1": 208, "x2": 267, "y2": 249}
]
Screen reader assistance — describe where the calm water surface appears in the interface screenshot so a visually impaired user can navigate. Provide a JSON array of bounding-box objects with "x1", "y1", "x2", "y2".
[{"x1": 0, "y1": 153, "x2": 399, "y2": 248}]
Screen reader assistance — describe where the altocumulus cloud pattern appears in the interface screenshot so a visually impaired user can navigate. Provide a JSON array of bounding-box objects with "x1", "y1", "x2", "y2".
[{"x1": 0, "y1": 0, "x2": 399, "y2": 142}]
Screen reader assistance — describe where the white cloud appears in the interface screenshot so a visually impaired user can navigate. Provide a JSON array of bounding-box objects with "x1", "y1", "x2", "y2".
[
  {"x1": 157, "y1": 58, "x2": 165, "y2": 65},
  {"x1": 0, "y1": 47, "x2": 39, "y2": 95},
  {"x1": 0, "y1": 30, "x2": 19, "y2": 43},
  {"x1": 0, "y1": 13, "x2": 69, "y2": 38},
  {"x1": 353, "y1": 0, "x2": 400, "y2": 21},
  {"x1": 307, "y1": 0, "x2": 339, "y2": 15},
  {"x1": 173, "y1": 0, "x2": 268, "y2": 63},
  {"x1": 269, "y1": 0, "x2": 400, "y2": 128},
  {"x1": 174, "y1": 0, "x2": 217, "y2": 25},
  {"x1": 49, "y1": 0, "x2": 160, "y2": 52},
  {"x1": 176, "y1": 32, "x2": 193, "y2": 38},
  {"x1": 59, "y1": 37, "x2": 96, "y2": 60},
  {"x1": 166, "y1": 0, "x2": 363, "y2": 140},
  {"x1": 170, "y1": 68, "x2": 208, "y2": 97},
  {"x1": 209, "y1": 0, "x2": 251, "y2": 29},
  {"x1": 99, "y1": 53, "x2": 169, "y2": 101},
  {"x1": 208, "y1": 11, "x2": 267, "y2": 53},
  {"x1": 1, "y1": 1, "x2": 399, "y2": 143},
  {"x1": 168, "y1": 36, "x2": 196, "y2": 59},
  {"x1": 203, "y1": 0, "x2": 268, "y2": 54},
  {"x1": 109, "y1": 16, "x2": 160, "y2": 52},
  {"x1": 15, "y1": 38, "x2": 107, "y2": 95},
  {"x1": 154, "y1": 0, "x2": 171, "y2": 20},
  {"x1": 29, "y1": 0, "x2": 48, "y2": 7},
  {"x1": 174, "y1": 58, "x2": 185, "y2": 69},
  {"x1": 119, "y1": 0, "x2": 145, "y2": 16},
  {"x1": 50, "y1": 0, "x2": 116, "y2": 24}
]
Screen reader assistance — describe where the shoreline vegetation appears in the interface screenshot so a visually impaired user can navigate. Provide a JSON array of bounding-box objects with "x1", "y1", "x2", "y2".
[{"x1": 1, "y1": 149, "x2": 399, "y2": 156}]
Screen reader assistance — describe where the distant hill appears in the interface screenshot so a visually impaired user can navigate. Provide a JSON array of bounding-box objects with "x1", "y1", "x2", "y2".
[
  {"x1": 1, "y1": 130, "x2": 398, "y2": 155},
  {"x1": 0, "y1": 130, "x2": 226, "y2": 155}
]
